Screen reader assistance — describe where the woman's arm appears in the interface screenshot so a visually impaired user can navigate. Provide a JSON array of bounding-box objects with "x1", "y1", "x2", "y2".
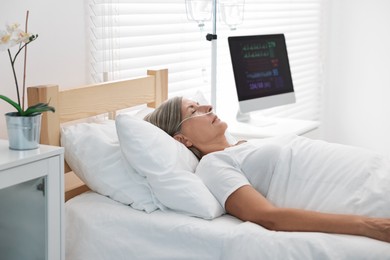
[{"x1": 225, "y1": 185, "x2": 390, "y2": 243}]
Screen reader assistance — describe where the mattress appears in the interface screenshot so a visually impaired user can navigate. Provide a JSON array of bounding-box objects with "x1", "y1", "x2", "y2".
[
  {"x1": 66, "y1": 192, "x2": 390, "y2": 260},
  {"x1": 65, "y1": 191, "x2": 241, "y2": 260}
]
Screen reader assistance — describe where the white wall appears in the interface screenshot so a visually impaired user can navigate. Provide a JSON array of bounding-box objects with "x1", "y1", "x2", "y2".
[
  {"x1": 0, "y1": 0, "x2": 87, "y2": 138},
  {"x1": 322, "y1": 0, "x2": 390, "y2": 155},
  {"x1": 2, "y1": 0, "x2": 390, "y2": 156}
]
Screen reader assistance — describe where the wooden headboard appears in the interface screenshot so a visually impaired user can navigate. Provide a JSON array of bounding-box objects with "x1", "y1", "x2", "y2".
[{"x1": 27, "y1": 69, "x2": 168, "y2": 201}]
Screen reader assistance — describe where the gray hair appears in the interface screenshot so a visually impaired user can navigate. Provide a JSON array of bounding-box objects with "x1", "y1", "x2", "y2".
[
  {"x1": 144, "y1": 96, "x2": 183, "y2": 136},
  {"x1": 144, "y1": 96, "x2": 202, "y2": 159}
]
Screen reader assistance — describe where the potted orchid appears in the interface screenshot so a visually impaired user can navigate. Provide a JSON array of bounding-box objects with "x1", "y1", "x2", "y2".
[{"x1": 1, "y1": 11, "x2": 55, "y2": 150}]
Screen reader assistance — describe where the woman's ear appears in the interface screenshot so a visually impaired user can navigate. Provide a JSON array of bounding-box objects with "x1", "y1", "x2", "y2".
[{"x1": 173, "y1": 133, "x2": 193, "y2": 148}]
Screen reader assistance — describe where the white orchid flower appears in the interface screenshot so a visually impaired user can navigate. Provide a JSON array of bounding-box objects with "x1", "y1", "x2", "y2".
[{"x1": 0, "y1": 23, "x2": 32, "y2": 51}]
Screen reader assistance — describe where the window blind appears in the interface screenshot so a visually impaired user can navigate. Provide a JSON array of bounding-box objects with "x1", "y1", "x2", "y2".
[{"x1": 88, "y1": 0, "x2": 326, "y2": 120}]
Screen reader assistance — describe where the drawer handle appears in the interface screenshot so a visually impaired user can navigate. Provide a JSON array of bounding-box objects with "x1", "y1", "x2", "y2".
[{"x1": 36, "y1": 178, "x2": 45, "y2": 196}]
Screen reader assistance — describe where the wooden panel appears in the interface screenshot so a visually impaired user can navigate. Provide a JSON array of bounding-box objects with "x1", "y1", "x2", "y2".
[
  {"x1": 147, "y1": 69, "x2": 168, "y2": 107},
  {"x1": 64, "y1": 172, "x2": 90, "y2": 201},
  {"x1": 58, "y1": 76, "x2": 156, "y2": 122},
  {"x1": 27, "y1": 85, "x2": 60, "y2": 146}
]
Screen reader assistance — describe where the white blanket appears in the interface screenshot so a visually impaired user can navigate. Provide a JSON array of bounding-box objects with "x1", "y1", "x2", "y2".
[
  {"x1": 222, "y1": 135, "x2": 390, "y2": 259},
  {"x1": 66, "y1": 136, "x2": 390, "y2": 259},
  {"x1": 265, "y1": 135, "x2": 390, "y2": 216}
]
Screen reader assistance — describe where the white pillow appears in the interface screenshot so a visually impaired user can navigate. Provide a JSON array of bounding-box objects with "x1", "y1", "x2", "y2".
[
  {"x1": 115, "y1": 114, "x2": 225, "y2": 219},
  {"x1": 60, "y1": 120, "x2": 161, "y2": 212}
]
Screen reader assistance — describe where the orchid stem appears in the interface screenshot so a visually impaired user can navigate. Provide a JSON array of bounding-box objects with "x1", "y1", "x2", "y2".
[
  {"x1": 22, "y1": 10, "x2": 30, "y2": 111},
  {"x1": 8, "y1": 49, "x2": 21, "y2": 106}
]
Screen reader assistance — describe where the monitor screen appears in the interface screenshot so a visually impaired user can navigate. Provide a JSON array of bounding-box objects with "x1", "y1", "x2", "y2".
[{"x1": 228, "y1": 34, "x2": 295, "y2": 114}]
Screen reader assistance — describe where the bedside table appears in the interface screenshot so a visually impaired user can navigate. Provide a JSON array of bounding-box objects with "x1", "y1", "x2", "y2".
[{"x1": 0, "y1": 139, "x2": 64, "y2": 260}]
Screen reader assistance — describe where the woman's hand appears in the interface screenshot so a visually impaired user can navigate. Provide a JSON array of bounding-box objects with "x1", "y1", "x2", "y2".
[
  {"x1": 225, "y1": 185, "x2": 390, "y2": 243},
  {"x1": 362, "y1": 217, "x2": 390, "y2": 243}
]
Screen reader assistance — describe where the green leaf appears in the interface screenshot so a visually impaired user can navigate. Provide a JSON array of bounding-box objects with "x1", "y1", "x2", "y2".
[
  {"x1": 23, "y1": 103, "x2": 55, "y2": 116},
  {"x1": 1, "y1": 95, "x2": 55, "y2": 116},
  {"x1": 0, "y1": 95, "x2": 23, "y2": 114}
]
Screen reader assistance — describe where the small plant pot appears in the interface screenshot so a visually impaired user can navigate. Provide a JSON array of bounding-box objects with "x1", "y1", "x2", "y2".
[{"x1": 5, "y1": 112, "x2": 42, "y2": 150}]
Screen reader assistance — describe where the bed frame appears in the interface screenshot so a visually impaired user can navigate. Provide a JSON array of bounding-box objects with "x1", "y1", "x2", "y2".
[{"x1": 27, "y1": 69, "x2": 168, "y2": 201}]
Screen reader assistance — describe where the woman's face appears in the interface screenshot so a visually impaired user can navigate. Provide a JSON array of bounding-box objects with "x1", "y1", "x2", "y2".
[{"x1": 176, "y1": 98, "x2": 228, "y2": 148}]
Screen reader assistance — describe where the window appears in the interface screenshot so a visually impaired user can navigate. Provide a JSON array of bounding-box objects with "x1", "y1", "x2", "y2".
[{"x1": 88, "y1": 0, "x2": 326, "y2": 120}]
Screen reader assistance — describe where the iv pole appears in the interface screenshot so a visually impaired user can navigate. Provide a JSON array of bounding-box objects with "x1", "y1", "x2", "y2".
[
  {"x1": 206, "y1": 0, "x2": 218, "y2": 112},
  {"x1": 187, "y1": 0, "x2": 244, "y2": 112}
]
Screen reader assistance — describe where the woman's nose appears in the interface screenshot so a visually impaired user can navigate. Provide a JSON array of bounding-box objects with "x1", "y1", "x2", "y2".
[{"x1": 204, "y1": 105, "x2": 213, "y2": 113}]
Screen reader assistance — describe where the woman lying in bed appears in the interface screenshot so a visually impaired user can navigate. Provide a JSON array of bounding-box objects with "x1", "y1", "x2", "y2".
[{"x1": 144, "y1": 96, "x2": 390, "y2": 243}]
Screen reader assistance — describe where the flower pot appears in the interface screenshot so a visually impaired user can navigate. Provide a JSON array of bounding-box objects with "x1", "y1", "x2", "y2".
[{"x1": 5, "y1": 112, "x2": 42, "y2": 150}]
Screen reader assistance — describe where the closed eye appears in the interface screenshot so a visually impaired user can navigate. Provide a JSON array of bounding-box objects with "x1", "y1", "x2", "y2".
[{"x1": 187, "y1": 103, "x2": 200, "y2": 115}]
